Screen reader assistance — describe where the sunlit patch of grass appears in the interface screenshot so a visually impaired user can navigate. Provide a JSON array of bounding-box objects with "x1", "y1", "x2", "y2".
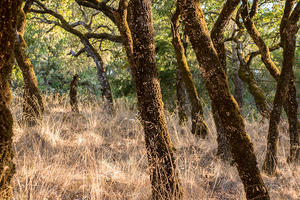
[{"x1": 10, "y1": 94, "x2": 300, "y2": 199}]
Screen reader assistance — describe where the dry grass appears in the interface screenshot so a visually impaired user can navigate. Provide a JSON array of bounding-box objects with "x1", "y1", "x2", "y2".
[{"x1": 10, "y1": 94, "x2": 300, "y2": 200}]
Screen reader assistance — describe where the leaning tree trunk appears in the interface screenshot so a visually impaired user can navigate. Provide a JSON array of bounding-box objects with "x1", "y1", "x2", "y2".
[
  {"x1": 209, "y1": 0, "x2": 240, "y2": 161},
  {"x1": 241, "y1": 0, "x2": 300, "y2": 166},
  {"x1": 69, "y1": 74, "x2": 79, "y2": 113},
  {"x1": 0, "y1": 0, "x2": 22, "y2": 198},
  {"x1": 262, "y1": 1, "x2": 300, "y2": 174},
  {"x1": 236, "y1": 43, "x2": 271, "y2": 118},
  {"x1": 176, "y1": 68, "x2": 188, "y2": 125},
  {"x1": 114, "y1": 1, "x2": 182, "y2": 199},
  {"x1": 81, "y1": 39, "x2": 115, "y2": 114},
  {"x1": 179, "y1": 0, "x2": 270, "y2": 199},
  {"x1": 14, "y1": 1, "x2": 44, "y2": 126},
  {"x1": 171, "y1": 7, "x2": 209, "y2": 138}
]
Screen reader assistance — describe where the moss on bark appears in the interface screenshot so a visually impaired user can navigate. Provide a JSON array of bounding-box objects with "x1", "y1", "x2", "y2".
[
  {"x1": 241, "y1": 0, "x2": 300, "y2": 168},
  {"x1": 115, "y1": 1, "x2": 182, "y2": 199},
  {"x1": 15, "y1": 2, "x2": 44, "y2": 126},
  {"x1": 179, "y1": 0, "x2": 270, "y2": 199},
  {"x1": 262, "y1": 1, "x2": 300, "y2": 174},
  {"x1": 0, "y1": 0, "x2": 22, "y2": 198},
  {"x1": 171, "y1": 6, "x2": 209, "y2": 138}
]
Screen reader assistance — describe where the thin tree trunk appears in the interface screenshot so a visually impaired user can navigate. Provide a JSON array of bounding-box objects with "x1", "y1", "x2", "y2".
[
  {"x1": 176, "y1": 68, "x2": 188, "y2": 125},
  {"x1": 241, "y1": 0, "x2": 300, "y2": 167},
  {"x1": 81, "y1": 39, "x2": 115, "y2": 114},
  {"x1": 171, "y1": 7, "x2": 209, "y2": 138},
  {"x1": 114, "y1": 1, "x2": 182, "y2": 199},
  {"x1": 15, "y1": 1, "x2": 44, "y2": 126},
  {"x1": 285, "y1": 76, "x2": 300, "y2": 163},
  {"x1": 261, "y1": 1, "x2": 300, "y2": 174},
  {"x1": 236, "y1": 42, "x2": 271, "y2": 118},
  {"x1": 70, "y1": 74, "x2": 79, "y2": 113},
  {"x1": 231, "y1": 42, "x2": 243, "y2": 109},
  {"x1": 179, "y1": 0, "x2": 269, "y2": 199},
  {"x1": 0, "y1": 0, "x2": 22, "y2": 198}
]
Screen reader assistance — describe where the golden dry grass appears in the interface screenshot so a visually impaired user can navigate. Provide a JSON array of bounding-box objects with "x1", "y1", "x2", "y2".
[{"x1": 10, "y1": 94, "x2": 300, "y2": 200}]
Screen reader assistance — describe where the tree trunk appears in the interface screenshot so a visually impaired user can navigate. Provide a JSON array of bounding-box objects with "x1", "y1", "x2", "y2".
[
  {"x1": 81, "y1": 39, "x2": 115, "y2": 114},
  {"x1": 285, "y1": 76, "x2": 299, "y2": 163},
  {"x1": 262, "y1": 2, "x2": 300, "y2": 174},
  {"x1": 176, "y1": 68, "x2": 188, "y2": 125},
  {"x1": 231, "y1": 43, "x2": 243, "y2": 109},
  {"x1": 0, "y1": 0, "x2": 22, "y2": 198},
  {"x1": 115, "y1": 1, "x2": 182, "y2": 199},
  {"x1": 241, "y1": 0, "x2": 300, "y2": 166},
  {"x1": 179, "y1": 0, "x2": 270, "y2": 199},
  {"x1": 14, "y1": 1, "x2": 44, "y2": 126},
  {"x1": 171, "y1": 7, "x2": 209, "y2": 138},
  {"x1": 236, "y1": 43, "x2": 271, "y2": 118},
  {"x1": 210, "y1": 0, "x2": 240, "y2": 161},
  {"x1": 212, "y1": 102, "x2": 232, "y2": 161},
  {"x1": 70, "y1": 74, "x2": 79, "y2": 113}
]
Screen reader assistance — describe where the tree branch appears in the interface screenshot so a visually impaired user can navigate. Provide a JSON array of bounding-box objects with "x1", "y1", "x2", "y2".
[
  {"x1": 68, "y1": 48, "x2": 86, "y2": 57},
  {"x1": 75, "y1": 0, "x2": 117, "y2": 24}
]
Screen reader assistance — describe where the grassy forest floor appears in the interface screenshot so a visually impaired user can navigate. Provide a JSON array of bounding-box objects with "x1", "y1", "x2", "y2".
[{"x1": 10, "y1": 94, "x2": 300, "y2": 200}]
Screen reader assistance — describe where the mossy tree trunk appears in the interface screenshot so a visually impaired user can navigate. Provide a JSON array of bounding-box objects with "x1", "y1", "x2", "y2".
[
  {"x1": 178, "y1": 0, "x2": 270, "y2": 199},
  {"x1": 260, "y1": 1, "x2": 300, "y2": 174},
  {"x1": 209, "y1": 0, "x2": 240, "y2": 161},
  {"x1": 0, "y1": 0, "x2": 23, "y2": 198},
  {"x1": 114, "y1": 1, "x2": 182, "y2": 199},
  {"x1": 15, "y1": 1, "x2": 44, "y2": 126},
  {"x1": 241, "y1": 0, "x2": 300, "y2": 173},
  {"x1": 171, "y1": 6, "x2": 209, "y2": 138},
  {"x1": 235, "y1": 42, "x2": 272, "y2": 118},
  {"x1": 176, "y1": 68, "x2": 188, "y2": 125},
  {"x1": 69, "y1": 74, "x2": 79, "y2": 113}
]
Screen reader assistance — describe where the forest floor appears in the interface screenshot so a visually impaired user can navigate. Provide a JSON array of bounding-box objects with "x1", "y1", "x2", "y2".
[{"x1": 10, "y1": 94, "x2": 300, "y2": 200}]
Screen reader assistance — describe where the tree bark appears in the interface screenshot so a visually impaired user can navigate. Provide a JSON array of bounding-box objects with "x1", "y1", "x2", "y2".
[
  {"x1": 261, "y1": 1, "x2": 300, "y2": 174},
  {"x1": 15, "y1": 2, "x2": 44, "y2": 126},
  {"x1": 80, "y1": 39, "x2": 115, "y2": 114},
  {"x1": 178, "y1": 0, "x2": 270, "y2": 199},
  {"x1": 0, "y1": 0, "x2": 22, "y2": 198},
  {"x1": 236, "y1": 43, "x2": 271, "y2": 118},
  {"x1": 176, "y1": 68, "x2": 188, "y2": 125},
  {"x1": 210, "y1": 0, "x2": 240, "y2": 161},
  {"x1": 241, "y1": 0, "x2": 300, "y2": 167},
  {"x1": 231, "y1": 43, "x2": 243, "y2": 109},
  {"x1": 212, "y1": 102, "x2": 232, "y2": 161},
  {"x1": 114, "y1": 1, "x2": 182, "y2": 199},
  {"x1": 70, "y1": 74, "x2": 79, "y2": 113},
  {"x1": 171, "y1": 7, "x2": 209, "y2": 138}
]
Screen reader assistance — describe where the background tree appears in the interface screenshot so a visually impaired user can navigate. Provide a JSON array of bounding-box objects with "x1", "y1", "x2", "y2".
[
  {"x1": 29, "y1": 0, "x2": 122, "y2": 113},
  {"x1": 70, "y1": 74, "x2": 79, "y2": 113}
]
